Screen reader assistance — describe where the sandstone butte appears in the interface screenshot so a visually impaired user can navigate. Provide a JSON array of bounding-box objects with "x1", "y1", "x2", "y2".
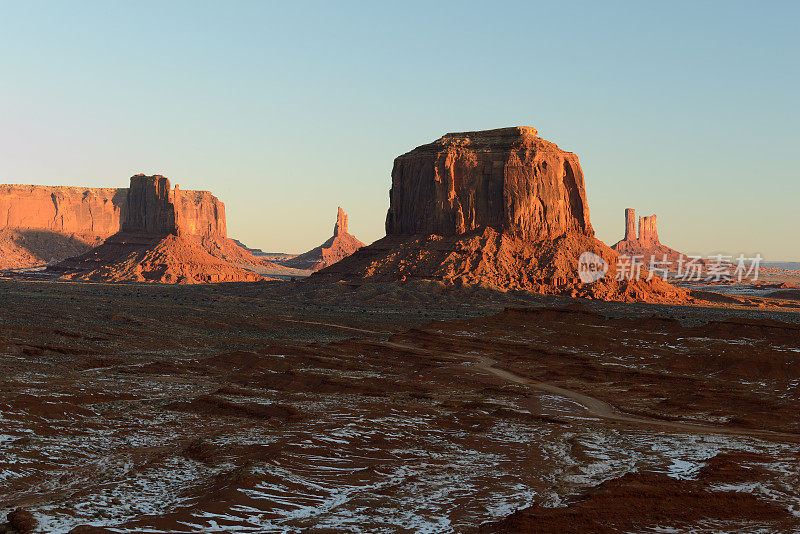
[
  {"x1": 283, "y1": 207, "x2": 365, "y2": 271},
  {"x1": 611, "y1": 208, "x2": 695, "y2": 265},
  {"x1": 46, "y1": 174, "x2": 269, "y2": 284},
  {"x1": 0, "y1": 177, "x2": 229, "y2": 270},
  {"x1": 315, "y1": 126, "x2": 688, "y2": 303}
]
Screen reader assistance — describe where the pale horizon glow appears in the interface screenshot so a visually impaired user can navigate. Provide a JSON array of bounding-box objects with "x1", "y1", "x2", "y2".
[{"x1": 1, "y1": 1, "x2": 798, "y2": 260}]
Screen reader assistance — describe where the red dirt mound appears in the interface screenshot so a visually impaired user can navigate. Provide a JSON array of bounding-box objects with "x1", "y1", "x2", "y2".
[
  {"x1": 48, "y1": 233, "x2": 266, "y2": 284},
  {"x1": 315, "y1": 227, "x2": 688, "y2": 303}
]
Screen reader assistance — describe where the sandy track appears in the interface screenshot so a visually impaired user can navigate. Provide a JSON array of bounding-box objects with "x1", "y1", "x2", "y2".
[
  {"x1": 375, "y1": 341, "x2": 800, "y2": 444},
  {"x1": 276, "y1": 316, "x2": 800, "y2": 442},
  {"x1": 276, "y1": 316, "x2": 393, "y2": 335}
]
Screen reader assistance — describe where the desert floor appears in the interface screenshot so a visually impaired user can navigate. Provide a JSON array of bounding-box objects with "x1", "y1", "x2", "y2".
[{"x1": 1, "y1": 278, "x2": 799, "y2": 533}]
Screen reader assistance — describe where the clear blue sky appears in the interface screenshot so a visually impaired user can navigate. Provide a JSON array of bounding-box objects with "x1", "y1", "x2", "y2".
[{"x1": 1, "y1": 1, "x2": 798, "y2": 259}]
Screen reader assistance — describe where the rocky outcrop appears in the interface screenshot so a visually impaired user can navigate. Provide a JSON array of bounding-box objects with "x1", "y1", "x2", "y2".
[
  {"x1": 122, "y1": 174, "x2": 180, "y2": 235},
  {"x1": 40, "y1": 174, "x2": 269, "y2": 284},
  {"x1": 0, "y1": 185, "x2": 124, "y2": 238},
  {"x1": 334, "y1": 207, "x2": 348, "y2": 237},
  {"x1": 638, "y1": 214, "x2": 658, "y2": 246},
  {"x1": 612, "y1": 208, "x2": 688, "y2": 263},
  {"x1": 316, "y1": 127, "x2": 687, "y2": 303},
  {"x1": 284, "y1": 207, "x2": 365, "y2": 271},
  {"x1": 179, "y1": 190, "x2": 226, "y2": 238},
  {"x1": 624, "y1": 208, "x2": 636, "y2": 241},
  {"x1": 385, "y1": 127, "x2": 593, "y2": 241},
  {"x1": 0, "y1": 176, "x2": 229, "y2": 269}
]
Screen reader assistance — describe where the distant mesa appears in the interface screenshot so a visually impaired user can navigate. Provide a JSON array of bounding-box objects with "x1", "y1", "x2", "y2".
[
  {"x1": 611, "y1": 208, "x2": 691, "y2": 264},
  {"x1": 0, "y1": 176, "x2": 227, "y2": 270},
  {"x1": 282, "y1": 207, "x2": 365, "y2": 271},
  {"x1": 44, "y1": 174, "x2": 269, "y2": 284},
  {"x1": 316, "y1": 126, "x2": 687, "y2": 303}
]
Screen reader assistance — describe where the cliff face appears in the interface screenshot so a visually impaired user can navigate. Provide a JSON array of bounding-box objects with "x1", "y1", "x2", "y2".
[
  {"x1": 333, "y1": 207, "x2": 348, "y2": 237},
  {"x1": 0, "y1": 178, "x2": 226, "y2": 240},
  {"x1": 638, "y1": 214, "x2": 658, "y2": 246},
  {"x1": 385, "y1": 127, "x2": 593, "y2": 241},
  {"x1": 624, "y1": 208, "x2": 636, "y2": 241},
  {"x1": 0, "y1": 176, "x2": 229, "y2": 269},
  {"x1": 0, "y1": 185, "x2": 125, "y2": 238},
  {"x1": 179, "y1": 190, "x2": 226, "y2": 238},
  {"x1": 122, "y1": 174, "x2": 180, "y2": 235}
]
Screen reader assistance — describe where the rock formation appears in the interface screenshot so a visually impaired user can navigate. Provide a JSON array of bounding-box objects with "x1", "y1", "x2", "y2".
[
  {"x1": 0, "y1": 185, "x2": 124, "y2": 238},
  {"x1": 385, "y1": 127, "x2": 592, "y2": 241},
  {"x1": 122, "y1": 174, "x2": 180, "y2": 235},
  {"x1": 624, "y1": 208, "x2": 636, "y2": 241},
  {"x1": 638, "y1": 214, "x2": 658, "y2": 246},
  {"x1": 283, "y1": 207, "x2": 365, "y2": 271},
  {"x1": 334, "y1": 207, "x2": 348, "y2": 237},
  {"x1": 315, "y1": 127, "x2": 687, "y2": 303},
  {"x1": 612, "y1": 208, "x2": 689, "y2": 264},
  {"x1": 47, "y1": 175, "x2": 268, "y2": 284},
  {"x1": 0, "y1": 178, "x2": 229, "y2": 269}
]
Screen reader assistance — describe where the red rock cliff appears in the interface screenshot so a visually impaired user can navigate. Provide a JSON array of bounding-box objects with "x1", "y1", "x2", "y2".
[
  {"x1": 624, "y1": 208, "x2": 636, "y2": 241},
  {"x1": 612, "y1": 209, "x2": 689, "y2": 264},
  {"x1": 0, "y1": 176, "x2": 227, "y2": 240},
  {"x1": 638, "y1": 214, "x2": 658, "y2": 246},
  {"x1": 385, "y1": 126, "x2": 593, "y2": 241},
  {"x1": 285, "y1": 207, "x2": 365, "y2": 271},
  {"x1": 122, "y1": 174, "x2": 180, "y2": 235},
  {"x1": 0, "y1": 185, "x2": 125, "y2": 238}
]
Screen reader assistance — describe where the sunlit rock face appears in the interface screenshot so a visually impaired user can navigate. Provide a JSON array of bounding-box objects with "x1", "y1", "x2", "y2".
[
  {"x1": 0, "y1": 184, "x2": 125, "y2": 237},
  {"x1": 0, "y1": 176, "x2": 229, "y2": 269},
  {"x1": 284, "y1": 207, "x2": 365, "y2": 271},
  {"x1": 0, "y1": 176, "x2": 227, "y2": 240},
  {"x1": 317, "y1": 126, "x2": 687, "y2": 303},
  {"x1": 612, "y1": 208, "x2": 688, "y2": 264},
  {"x1": 385, "y1": 126, "x2": 593, "y2": 241},
  {"x1": 122, "y1": 174, "x2": 180, "y2": 235}
]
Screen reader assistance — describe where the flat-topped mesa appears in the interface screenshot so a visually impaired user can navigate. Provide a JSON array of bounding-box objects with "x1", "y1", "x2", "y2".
[
  {"x1": 0, "y1": 178, "x2": 227, "y2": 239},
  {"x1": 0, "y1": 175, "x2": 231, "y2": 270},
  {"x1": 333, "y1": 206, "x2": 348, "y2": 237},
  {"x1": 122, "y1": 174, "x2": 181, "y2": 235},
  {"x1": 316, "y1": 127, "x2": 687, "y2": 303},
  {"x1": 385, "y1": 126, "x2": 593, "y2": 241}
]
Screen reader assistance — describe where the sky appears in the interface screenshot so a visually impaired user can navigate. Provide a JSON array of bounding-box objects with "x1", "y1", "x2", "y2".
[{"x1": 1, "y1": 1, "x2": 798, "y2": 260}]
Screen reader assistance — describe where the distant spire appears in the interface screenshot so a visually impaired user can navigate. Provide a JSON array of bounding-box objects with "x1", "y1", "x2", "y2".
[
  {"x1": 334, "y1": 206, "x2": 348, "y2": 236},
  {"x1": 624, "y1": 208, "x2": 636, "y2": 241}
]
